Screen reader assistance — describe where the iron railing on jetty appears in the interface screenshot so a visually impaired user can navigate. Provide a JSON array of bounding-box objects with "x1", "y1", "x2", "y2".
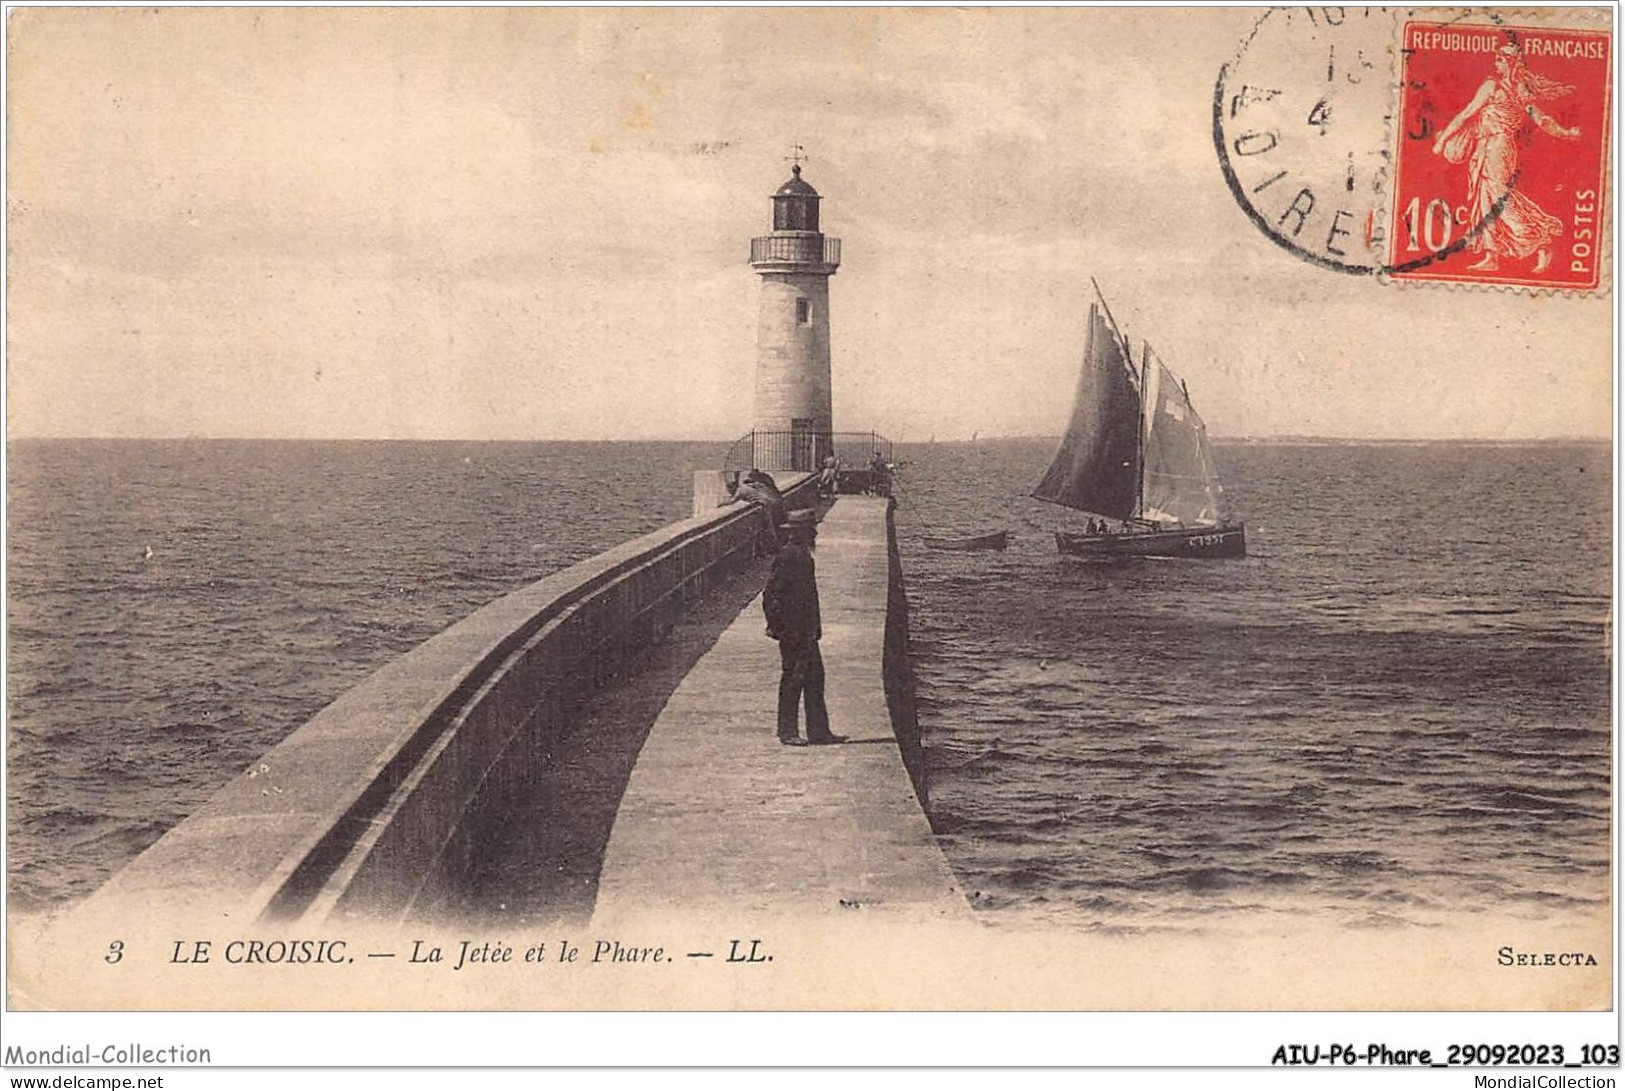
[{"x1": 722, "y1": 429, "x2": 893, "y2": 475}]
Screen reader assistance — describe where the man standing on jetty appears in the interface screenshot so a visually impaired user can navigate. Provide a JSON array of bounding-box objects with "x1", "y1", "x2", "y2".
[{"x1": 763, "y1": 509, "x2": 846, "y2": 747}]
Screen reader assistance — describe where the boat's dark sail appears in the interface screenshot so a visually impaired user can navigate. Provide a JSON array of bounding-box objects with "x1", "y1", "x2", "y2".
[
  {"x1": 1139, "y1": 350, "x2": 1232, "y2": 527},
  {"x1": 1031, "y1": 303, "x2": 1141, "y2": 518}
]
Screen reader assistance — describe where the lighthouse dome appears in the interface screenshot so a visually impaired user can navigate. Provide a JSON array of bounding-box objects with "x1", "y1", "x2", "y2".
[
  {"x1": 774, "y1": 164, "x2": 821, "y2": 198},
  {"x1": 771, "y1": 164, "x2": 821, "y2": 232}
]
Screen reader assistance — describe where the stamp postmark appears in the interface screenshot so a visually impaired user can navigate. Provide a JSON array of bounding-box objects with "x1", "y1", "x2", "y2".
[
  {"x1": 1214, "y1": 6, "x2": 1401, "y2": 275},
  {"x1": 1387, "y1": 16, "x2": 1612, "y2": 291}
]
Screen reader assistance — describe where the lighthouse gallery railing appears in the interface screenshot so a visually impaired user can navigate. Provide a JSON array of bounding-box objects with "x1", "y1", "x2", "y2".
[{"x1": 749, "y1": 235, "x2": 842, "y2": 266}]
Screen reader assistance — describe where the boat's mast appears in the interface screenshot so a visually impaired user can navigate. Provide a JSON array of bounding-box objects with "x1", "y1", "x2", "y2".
[
  {"x1": 1090, "y1": 278, "x2": 1134, "y2": 366},
  {"x1": 1137, "y1": 342, "x2": 1152, "y2": 521},
  {"x1": 1092, "y1": 278, "x2": 1145, "y2": 522}
]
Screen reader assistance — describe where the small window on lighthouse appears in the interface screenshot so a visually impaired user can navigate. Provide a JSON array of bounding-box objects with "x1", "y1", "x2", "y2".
[{"x1": 796, "y1": 298, "x2": 811, "y2": 326}]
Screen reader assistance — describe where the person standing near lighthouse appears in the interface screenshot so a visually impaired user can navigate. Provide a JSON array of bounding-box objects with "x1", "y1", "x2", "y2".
[{"x1": 763, "y1": 509, "x2": 844, "y2": 746}]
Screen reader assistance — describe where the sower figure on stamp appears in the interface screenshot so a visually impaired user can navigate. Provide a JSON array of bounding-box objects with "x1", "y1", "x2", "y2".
[
  {"x1": 762, "y1": 509, "x2": 846, "y2": 747},
  {"x1": 1432, "y1": 43, "x2": 1582, "y2": 274}
]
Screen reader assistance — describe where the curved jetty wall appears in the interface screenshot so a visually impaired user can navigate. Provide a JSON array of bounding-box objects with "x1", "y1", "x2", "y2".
[
  {"x1": 75, "y1": 474, "x2": 816, "y2": 925},
  {"x1": 883, "y1": 502, "x2": 927, "y2": 808}
]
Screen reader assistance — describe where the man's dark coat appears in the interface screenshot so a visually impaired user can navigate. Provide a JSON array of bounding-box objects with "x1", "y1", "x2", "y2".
[{"x1": 763, "y1": 539, "x2": 821, "y2": 644}]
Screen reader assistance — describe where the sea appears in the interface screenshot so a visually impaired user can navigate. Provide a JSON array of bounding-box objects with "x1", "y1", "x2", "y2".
[{"x1": 7, "y1": 438, "x2": 1613, "y2": 934}]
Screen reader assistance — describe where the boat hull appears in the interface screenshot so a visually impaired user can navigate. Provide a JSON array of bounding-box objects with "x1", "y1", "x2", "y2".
[
  {"x1": 923, "y1": 530, "x2": 1009, "y2": 552},
  {"x1": 1055, "y1": 523, "x2": 1246, "y2": 559}
]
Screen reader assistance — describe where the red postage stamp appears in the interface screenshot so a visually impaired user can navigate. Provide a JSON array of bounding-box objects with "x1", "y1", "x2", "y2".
[{"x1": 1389, "y1": 18, "x2": 1612, "y2": 290}]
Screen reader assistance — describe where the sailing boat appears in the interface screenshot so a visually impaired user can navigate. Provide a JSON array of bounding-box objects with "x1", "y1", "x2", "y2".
[{"x1": 1032, "y1": 284, "x2": 1245, "y2": 559}]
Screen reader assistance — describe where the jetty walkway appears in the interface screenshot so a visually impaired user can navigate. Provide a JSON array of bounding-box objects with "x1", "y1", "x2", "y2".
[{"x1": 591, "y1": 496, "x2": 968, "y2": 926}]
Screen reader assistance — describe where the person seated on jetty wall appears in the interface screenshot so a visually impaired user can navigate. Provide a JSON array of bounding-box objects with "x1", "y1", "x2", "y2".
[
  {"x1": 763, "y1": 509, "x2": 846, "y2": 747},
  {"x1": 722, "y1": 469, "x2": 787, "y2": 541}
]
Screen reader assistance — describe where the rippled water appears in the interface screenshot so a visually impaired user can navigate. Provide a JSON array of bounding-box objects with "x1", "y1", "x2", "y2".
[
  {"x1": 895, "y1": 439, "x2": 1612, "y2": 932},
  {"x1": 8, "y1": 438, "x2": 1613, "y2": 935},
  {"x1": 7, "y1": 439, "x2": 712, "y2": 908}
]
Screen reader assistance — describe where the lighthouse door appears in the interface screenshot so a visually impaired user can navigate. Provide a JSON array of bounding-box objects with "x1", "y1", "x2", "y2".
[{"x1": 790, "y1": 418, "x2": 815, "y2": 472}]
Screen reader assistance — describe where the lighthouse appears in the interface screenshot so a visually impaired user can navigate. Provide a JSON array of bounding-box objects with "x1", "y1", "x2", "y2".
[{"x1": 749, "y1": 162, "x2": 841, "y2": 471}]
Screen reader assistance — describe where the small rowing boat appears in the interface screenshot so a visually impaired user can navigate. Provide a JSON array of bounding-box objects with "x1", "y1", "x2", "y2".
[{"x1": 922, "y1": 530, "x2": 1009, "y2": 552}]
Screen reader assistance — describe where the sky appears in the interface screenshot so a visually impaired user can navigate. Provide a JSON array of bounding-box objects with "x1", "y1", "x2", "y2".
[{"x1": 7, "y1": 7, "x2": 1613, "y2": 440}]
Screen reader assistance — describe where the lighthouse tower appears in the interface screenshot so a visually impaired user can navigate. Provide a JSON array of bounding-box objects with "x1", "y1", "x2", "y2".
[{"x1": 749, "y1": 163, "x2": 841, "y2": 471}]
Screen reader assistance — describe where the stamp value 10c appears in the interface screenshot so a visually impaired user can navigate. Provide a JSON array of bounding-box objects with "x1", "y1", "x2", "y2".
[{"x1": 1389, "y1": 18, "x2": 1612, "y2": 291}]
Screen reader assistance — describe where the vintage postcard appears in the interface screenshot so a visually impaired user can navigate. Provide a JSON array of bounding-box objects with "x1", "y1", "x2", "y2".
[{"x1": 3, "y1": 3, "x2": 1616, "y2": 1061}]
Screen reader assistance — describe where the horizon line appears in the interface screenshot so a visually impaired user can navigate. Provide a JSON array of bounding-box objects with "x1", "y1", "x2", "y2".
[{"x1": 4, "y1": 432, "x2": 1613, "y2": 445}]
